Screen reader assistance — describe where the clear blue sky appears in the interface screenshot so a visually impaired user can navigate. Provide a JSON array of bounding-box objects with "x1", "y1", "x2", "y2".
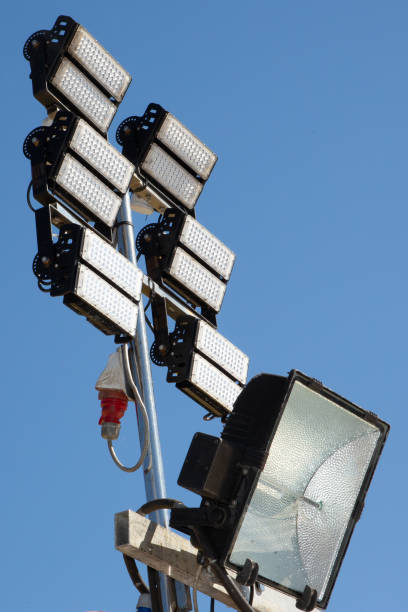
[{"x1": 1, "y1": 1, "x2": 405, "y2": 610}]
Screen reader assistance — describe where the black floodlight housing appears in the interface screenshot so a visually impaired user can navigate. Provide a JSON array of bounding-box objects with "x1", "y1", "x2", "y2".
[
  {"x1": 164, "y1": 315, "x2": 248, "y2": 418},
  {"x1": 33, "y1": 207, "x2": 142, "y2": 338},
  {"x1": 117, "y1": 103, "x2": 217, "y2": 214},
  {"x1": 136, "y1": 209, "x2": 234, "y2": 323},
  {"x1": 171, "y1": 371, "x2": 389, "y2": 610},
  {"x1": 24, "y1": 111, "x2": 135, "y2": 236},
  {"x1": 23, "y1": 15, "x2": 131, "y2": 135}
]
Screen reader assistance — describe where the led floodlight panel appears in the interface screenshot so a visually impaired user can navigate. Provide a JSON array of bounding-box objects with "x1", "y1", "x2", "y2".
[
  {"x1": 117, "y1": 103, "x2": 217, "y2": 212},
  {"x1": 55, "y1": 224, "x2": 143, "y2": 302},
  {"x1": 157, "y1": 209, "x2": 235, "y2": 282},
  {"x1": 24, "y1": 112, "x2": 133, "y2": 228},
  {"x1": 49, "y1": 224, "x2": 142, "y2": 336},
  {"x1": 136, "y1": 209, "x2": 234, "y2": 316},
  {"x1": 172, "y1": 371, "x2": 389, "y2": 609},
  {"x1": 62, "y1": 263, "x2": 138, "y2": 336},
  {"x1": 166, "y1": 316, "x2": 247, "y2": 417},
  {"x1": 24, "y1": 15, "x2": 131, "y2": 134}
]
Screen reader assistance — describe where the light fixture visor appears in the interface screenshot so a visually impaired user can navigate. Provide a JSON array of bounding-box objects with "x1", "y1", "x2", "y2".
[
  {"x1": 157, "y1": 113, "x2": 217, "y2": 180},
  {"x1": 55, "y1": 153, "x2": 121, "y2": 227},
  {"x1": 69, "y1": 119, "x2": 135, "y2": 193},
  {"x1": 180, "y1": 216, "x2": 235, "y2": 281},
  {"x1": 51, "y1": 58, "x2": 116, "y2": 133},
  {"x1": 68, "y1": 25, "x2": 131, "y2": 101},
  {"x1": 141, "y1": 143, "x2": 203, "y2": 210}
]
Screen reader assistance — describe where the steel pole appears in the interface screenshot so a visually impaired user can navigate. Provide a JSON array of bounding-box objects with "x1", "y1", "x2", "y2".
[{"x1": 117, "y1": 192, "x2": 170, "y2": 610}]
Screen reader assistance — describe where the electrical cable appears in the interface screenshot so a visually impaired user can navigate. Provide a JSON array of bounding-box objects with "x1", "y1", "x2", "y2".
[
  {"x1": 122, "y1": 499, "x2": 186, "y2": 597},
  {"x1": 107, "y1": 344, "x2": 150, "y2": 472},
  {"x1": 137, "y1": 498, "x2": 186, "y2": 516},
  {"x1": 123, "y1": 553, "x2": 149, "y2": 594},
  {"x1": 193, "y1": 564, "x2": 203, "y2": 612},
  {"x1": 209, "y1": 562, "x2": 254, "y2": 612},
  {"x1": 210, "y1": 597, "x2": 215, "y2": 612},
  {"x1": 144, "y1": 313, "x2": 155, "y2": 335},
  {"x1": 26, "y1": 180, "x2": 40, "y2": 212},
  {"x1": 189, "y1": 526, "x2": 255, "y2": 612}
]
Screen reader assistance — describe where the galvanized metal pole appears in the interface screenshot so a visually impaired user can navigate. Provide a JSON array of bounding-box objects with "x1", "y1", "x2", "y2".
[{"x1": 117, "y1": 192, "x2": 170, "y2": 610}]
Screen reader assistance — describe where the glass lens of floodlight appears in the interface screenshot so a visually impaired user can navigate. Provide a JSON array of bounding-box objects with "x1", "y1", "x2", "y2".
[
  {"x1": 169, "y1": 248, "x2": 226, "y2": 312},
  {"x1": 55, "y1": 153, "x2": 121, "y2": 227},
  {"x1": 51, "y1": 58, "x2": 116, "y2": 133},
  {"x1": 141, "y1": 144, "x2": 203, "y2": 209},
  {"x1": 230, "y1": 381, "x2": 381, "y2": 603},
  {"x1": 76, "y1": 264, "x2": 138, "y2": 336},
  {"x1": 68, "y1": 25, "x2": 131, "y2": 102},
  {"x1": 157, "y1": 114, "x2": 217, "y2": 180},
  {"x1": 70, "y1": 119, "x2": 135, "y2": 193},
  {"x1": 190, "y1": 354, "x2": 242, "y2": 414},
  {"x1": 195, "y1": 321, "x2": 248, "y2": 384},
  {"x1": 81, "y1": 229, "x2": 143, "y2": 301},
  {"x1": 180, "y1": 216, "x2": 235, "y2": 280}
]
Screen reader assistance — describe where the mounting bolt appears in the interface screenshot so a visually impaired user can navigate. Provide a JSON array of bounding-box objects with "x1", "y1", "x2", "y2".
[
  {"x1": 40, "y1": 256, "x2": 51, "y2": 267},
  {"x1": 31, "y1": 136, "x2": 41, "y2": 147},
  {"x1": 31, "y1": 39, "x2": 41, "y2": 49},
  {"x1": 123, "y1": 125, "x2": 131, "y2": 135}
]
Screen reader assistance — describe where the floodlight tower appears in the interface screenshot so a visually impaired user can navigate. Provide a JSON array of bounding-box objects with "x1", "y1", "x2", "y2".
[{"x1": 23, "y1": 15, "x2": 182, "y2": 611}]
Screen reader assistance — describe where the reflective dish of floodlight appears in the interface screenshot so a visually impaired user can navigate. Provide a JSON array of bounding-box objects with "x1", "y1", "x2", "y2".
[
  {"x1": 24, "y1": 111, "x2": 134, "y2": 230},
  {"x1": 24, "y1": 15, "x2": 131, "y2": 134},
  {"x1": 166, "y1": 316, "x2": 247, "y2": 417},
  {"x1": 171, "y1": 370, "x2": 389, "y2": 609},
  {"x1": 117, "y1": 103, "x2": 217, "y2": 213}
]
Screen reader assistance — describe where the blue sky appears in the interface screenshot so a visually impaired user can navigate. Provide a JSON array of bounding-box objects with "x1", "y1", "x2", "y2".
[{"x1": 1, "y1": 1, "x2": 405, "y2": 610}]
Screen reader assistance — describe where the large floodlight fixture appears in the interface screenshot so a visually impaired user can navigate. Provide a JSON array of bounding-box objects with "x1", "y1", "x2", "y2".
[
  {"x1": 117, "y1": 103, "x2": 217, "y2": 213},
  {"x1": 23, "y1": 15, "x2": 131, "y2": 134},
  {"x1": 171, "y1": 371, "x2": 389, "y2": 610},
  {"x1": 33, "y1": 216, "x2": 142, "y2": 338},
  {"x1": 165, "y1": 316, "x2": 248, "y2": 417},
  {"x1": 136, "y1": 209, "x2": 234, "y2": 321},
  {"x1": 24, "y1": 111, "x2": 135, "y2": 232}
]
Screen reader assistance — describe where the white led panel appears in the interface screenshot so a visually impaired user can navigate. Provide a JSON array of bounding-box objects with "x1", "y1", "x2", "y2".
[
  {"x1": 51, "y1": 58, "x2": 116, "y2": 133},
  {"x1": 70, "y1": 119, "x2": 135, "y2": 193},
  {"x1": 169, "y1": 248, "x2": 226, "y2": 312},
  {"x1": 56, "y1": 153, "x2": 121, "y2": 227},
  {"x1": 157, "y1": 114, "x2": 217, "y2": 180},
  {"x1": 190, "y1": 353, "x2": 242, "y2": 414},
  {"x1": 81, "y1": 229, "x2": 143, "y2": 301},
  {"x1": 196, "y1": 321, "x2": 249, "y2": 384},
  {"x1": 180, "y1": 216, "x2": 235, "y2": 280},
  {"x1": 68, "y1": 25, "x2": 131, "y2": 102},
  {"x1": 76, "y1": 264, "x2": 138, "y2": 336},
  {"x1": 141, "y1": 144, "x2": 203, "y2": 210}
]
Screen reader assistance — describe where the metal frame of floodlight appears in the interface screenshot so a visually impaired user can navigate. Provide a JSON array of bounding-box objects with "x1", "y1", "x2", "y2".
[
  {"x1": 164, "y1": 315, "x2": 247, "y2": 418},
  {"x1": 117, "y1": 103, "x2": 217, "y2": 214},
  {"x1": 170, "y1": 370, "x2": 390, "y2": 609},
  {"x1": 23, "y1": 111, "x2": 131, "y2": 237},
  {"x1": 23, "y1": 15, "x2": 131, "y2": 134},
  {"x1": 33, "y1": 206, "x2": 141, "y2": 338},
  {"x1": 136, "y1": 210, "x2": 231, "y2": 324}
]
